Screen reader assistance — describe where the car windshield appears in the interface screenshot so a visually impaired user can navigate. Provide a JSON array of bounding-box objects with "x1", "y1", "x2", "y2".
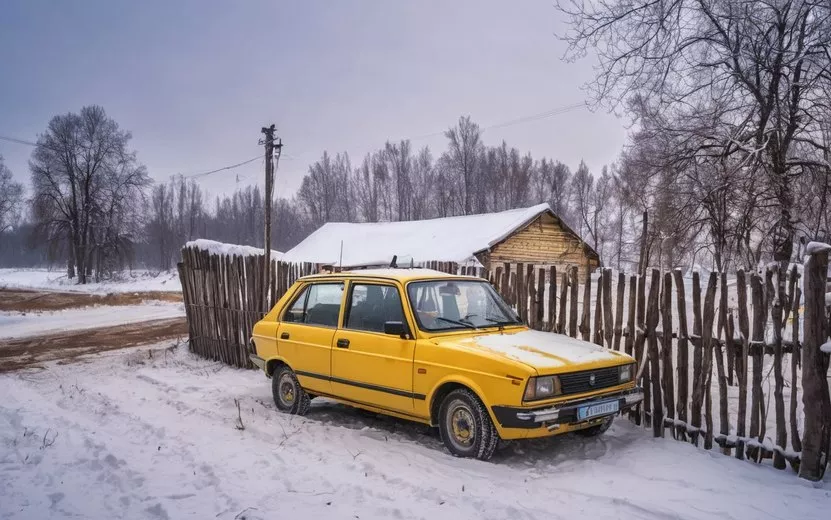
[{"x1": 407, "y1": 279, "x2": 521, "y2": 331}]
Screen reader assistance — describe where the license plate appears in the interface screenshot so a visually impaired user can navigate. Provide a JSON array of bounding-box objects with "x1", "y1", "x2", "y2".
[{"x1": 577, "y1": 400, "x2": 619, "y2": 421}]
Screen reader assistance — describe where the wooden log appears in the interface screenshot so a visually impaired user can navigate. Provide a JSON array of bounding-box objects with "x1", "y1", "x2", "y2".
[
  {"x1": 509, "y1": 271, "x2": 517, "y2": 308},
  {"x1": 569, "y1": 266, "x2": 579, "y2": 338},
  {"x1": 526, "y1": 264, "x2": 534, "y2": 326},
  {"x1": 748, "y1": 273, "x2": 765, "y2": 462},
  {"x1": 734, "y1": 270, "x2": 749, "y2": 460},
  {"x1": 632, "y1": 274, "x2": 648, "y2": 426},
  {"x1": 770, "y1": 265, "x2": 787, "y2": 469},
  {"x1": 593, "y1": 273, "x2": 604, "y2": 346},
  {"x1": 625, "y1": 275, "x2": 637, "y2": 356},
  {"x1": 557, "y1": 269, "x2": 568, "y2": 334},
  {"x1": 613, "y1": 273, "x2": 625, "y2": 351},
  {"x1": 537, "y1": 267, "x2": 546, "y2": 330},
  {"x1": 494, "y1": 265, "x2": 503, "y2": 295},
  {"x1": 715, "y1": 272, "x2": 730, "y2": 453},
  {"x1": 798, "y1": 245, "x2": 831, "y2": 482},
  {"x1": 516, "y1": 262, "x2": 524, "y2": 318},
  {"x1": 547, "y1": 266, "x2": 557, "y2": 332},
  {"x1": 790, "y1": 275, "x2": 802, "y2": 456},
  {"x1": 672, "y1": 269, "x2": 689, "y2": 441},
  {"x1": 701, "y1": 273, "x2": 718, "y2": 450},
  {"x1": 502, "y1": 262, "x2": 511, "y2": 305},
  {"x1": 580, "y1": 271, "x2": 593, "y2": 342},
  {"x1": 689, "y1": 271, "x2": 703, "y2": 445},
  {"x1": 602, "y1": 269, "x2": 614, "y2": 349},
  {"x1": 528, "y1": 269, "x2": 538, "y2": 330},
  {"x1": 691, "y1": 273, "x2": 716, "y2": 447},
  {"x1": 661, "y1": 271, "x2": 675, "y2": 438},
  {"x1": 643, "y1": 269, "x2": 662, "y2": 434}
]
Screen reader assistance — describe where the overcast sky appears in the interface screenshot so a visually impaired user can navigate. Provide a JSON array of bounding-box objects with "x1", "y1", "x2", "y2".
[{"x1": 0, "y1": 0, "x2": 628, "y2": 199}]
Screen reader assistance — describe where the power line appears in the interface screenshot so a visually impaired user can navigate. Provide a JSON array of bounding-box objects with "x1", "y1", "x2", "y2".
[
  {"x1": 0, "y1": 135, "x2": 39, "y2": 148},
  {"x1": 181, "y1": 156, "x2": 261, "y2": 178}
]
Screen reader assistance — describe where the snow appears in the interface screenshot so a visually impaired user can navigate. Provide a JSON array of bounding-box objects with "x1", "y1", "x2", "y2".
[
  {"x1": 0, "y1": 302, "x2": 184, "y2": 339},
  {"x1": 805, "y1": 241, "x2": 831, "y2": 256},
  {"x1": 1, "y1": 344, "x2": 828, "y2": 520},
  {"x1": 0, "y1": 268, "x2": 182, "y2": 294},
  {"x1": 281, "y1": 203, "x2": 561, "y2": 267},
  {"x1": 461, "y1": 329, "x2": 628, "y2": 370},
  {"x1": 821, "y1": 342, "x2": 831, "y2": 354},
  {"x1": 186, "y1": 239, "x2": 284, "y2": 259}
]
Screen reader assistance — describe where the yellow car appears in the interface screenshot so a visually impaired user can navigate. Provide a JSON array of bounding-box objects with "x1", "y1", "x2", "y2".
[{"x1": 250, "y1": 269, "x2": 643, "y2": 460}]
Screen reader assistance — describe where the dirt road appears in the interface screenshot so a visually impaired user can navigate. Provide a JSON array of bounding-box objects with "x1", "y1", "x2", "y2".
[
  {"x1": 0, "y1": 317, "x2": 188, "y2": 372},
  {"x1": 0, "y1": 287, "x2": 188, "y2": 372},
  {"x1": 0, "y1": 288, "x2": 181, "y2": 312}
]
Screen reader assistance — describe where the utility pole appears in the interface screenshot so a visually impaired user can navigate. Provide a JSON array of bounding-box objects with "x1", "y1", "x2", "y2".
[{"x1": 260, "y1": 124, "x2": 282, "y2": 310}]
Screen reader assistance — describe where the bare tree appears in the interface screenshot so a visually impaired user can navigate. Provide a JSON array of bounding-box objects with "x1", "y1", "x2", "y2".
[
  {"x1": 0, "y1": 155, "x2": 23, "y2": 234},
  {"x1": 443, "y1": 116, "x2": 483, "y2": 214},
  {"x1": 559, "y1": 0, "x2": 831, "y2": 266},
  {"x1": 29, "y1": 106, "x2": 149, "y2": 283}
]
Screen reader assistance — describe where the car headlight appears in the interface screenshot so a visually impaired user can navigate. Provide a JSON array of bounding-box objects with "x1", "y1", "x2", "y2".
[
  {"x1": 619, "y1": 363, "x2": 634, "y2": 383},
  {"x1": 523, "y1": 375, "x2": 562, "y2": 401}
]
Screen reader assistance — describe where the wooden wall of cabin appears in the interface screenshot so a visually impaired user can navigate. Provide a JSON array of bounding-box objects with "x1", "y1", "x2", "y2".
[{"x1": 480, "y1": 213, "x2": 599, "y2": 279}]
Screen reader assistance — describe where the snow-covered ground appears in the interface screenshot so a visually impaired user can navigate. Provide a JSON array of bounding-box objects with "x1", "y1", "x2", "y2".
[
  {"x1": 0, "y1": 268, "x2": 182, "y2": 294},
  {"x1": 0, "y1": 301, "x2": 185, "y2": 339},
  {"x1": 1, "y1": 344, "x2": 828, "y2": 520}
]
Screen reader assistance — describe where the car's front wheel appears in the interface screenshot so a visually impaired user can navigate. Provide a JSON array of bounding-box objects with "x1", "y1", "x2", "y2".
[
  {"x1": 272, "y1": 365, "x2": 311, "y2": 416},
  {"x1": 438, "y1": 389, "x2": 499, "y2": 460}
]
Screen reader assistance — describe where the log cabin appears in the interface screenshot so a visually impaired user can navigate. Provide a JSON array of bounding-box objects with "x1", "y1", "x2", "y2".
[{"x1": 281, "y1": 204, "x2": 600, "y2": 278}]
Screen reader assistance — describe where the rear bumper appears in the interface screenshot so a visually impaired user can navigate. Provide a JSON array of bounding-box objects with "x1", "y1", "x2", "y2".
[{"x1": 492, "y1": 387, "x2": 644, "y2": 429}]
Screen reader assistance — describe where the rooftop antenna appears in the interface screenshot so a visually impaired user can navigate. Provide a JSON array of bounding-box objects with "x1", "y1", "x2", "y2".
[
  {"x1": 390, "y1": 255, "x2": 398, "y2": 268},
  {"x1": 338, "y1": 240, "x2": 343, "y2": 271}
]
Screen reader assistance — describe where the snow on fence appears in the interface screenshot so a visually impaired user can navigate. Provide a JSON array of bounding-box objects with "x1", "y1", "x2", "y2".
[{"x1": 178, "y1": 242, "x2": 830, "y2": 480}]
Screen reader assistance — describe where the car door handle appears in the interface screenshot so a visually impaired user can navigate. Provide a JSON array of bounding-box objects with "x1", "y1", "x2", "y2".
[
  {"x1": 336, "y1": 338, "x2": 350, "y2": 349},
  {"x1": 280, "y1": 332, "x2": 290, "y2": 340}
]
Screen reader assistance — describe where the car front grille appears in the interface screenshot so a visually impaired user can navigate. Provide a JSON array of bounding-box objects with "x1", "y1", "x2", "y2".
[{"x1": 559, "y1": 366, "x2": 621, "y2": 396}]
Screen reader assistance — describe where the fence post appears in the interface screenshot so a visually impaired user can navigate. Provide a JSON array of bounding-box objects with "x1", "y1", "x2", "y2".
[
  {"x1": 661, "y1": 271, "x2": 675, "y2": 438},
  {"x1": 798, "y1": 243, "x2": 831, "y2": 482},
  {"x1": 645, "y1": 269, "x2": 663, "y2": 437},
  {"x1": 673, "y1": 269, "x2": 689, "y2": 441}
]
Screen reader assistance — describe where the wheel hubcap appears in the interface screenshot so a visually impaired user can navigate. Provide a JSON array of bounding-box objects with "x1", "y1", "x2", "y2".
[
  {"x1": 279, "y1": 373, "x2": 295, "y2": 405},
  {"x1": 447, "y1": 402, "x2": 475, "y2": 449}
]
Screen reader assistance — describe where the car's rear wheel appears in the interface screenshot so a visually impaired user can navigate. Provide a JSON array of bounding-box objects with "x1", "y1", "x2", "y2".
[
  {"x1": 438, "y1": 388, "x2": 499, "y2": 460},
  {"x1": 575, "y1": 416, "x2": 614, "y2": 437},
  {"x1": 272, "y1": 365, "x2": 311, "y2": 416}
]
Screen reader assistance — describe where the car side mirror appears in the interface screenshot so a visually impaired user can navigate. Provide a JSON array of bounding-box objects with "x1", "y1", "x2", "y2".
[{"x1": 383, "y1": 321, "x2": 408, "y2": 338}]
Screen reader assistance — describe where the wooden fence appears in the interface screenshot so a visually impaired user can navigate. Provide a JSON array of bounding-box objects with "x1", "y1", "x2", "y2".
[{"x1": 178, "y1": 244, "x2": 830, "y2": 480}]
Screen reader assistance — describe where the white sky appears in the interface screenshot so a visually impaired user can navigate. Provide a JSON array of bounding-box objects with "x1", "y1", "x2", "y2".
[{"x1": 0, "y1": 0, "x2": 629, "y2": 200}]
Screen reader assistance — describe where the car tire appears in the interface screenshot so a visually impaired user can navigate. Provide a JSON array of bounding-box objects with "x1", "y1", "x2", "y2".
[
  {"x1": 272, "y1": 365, "x2": 311, "y2": 416},
  {"x1": 438, "y1": 388, "x2": 499, "y2": 461},
  {"x1": 575, "y1": 416, "x2": 614, "y2": 437}
]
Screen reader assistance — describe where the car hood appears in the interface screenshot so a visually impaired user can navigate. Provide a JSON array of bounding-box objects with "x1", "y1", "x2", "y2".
[{"x1": 447, "y1": 329, "x2": 631, "y2": 372}]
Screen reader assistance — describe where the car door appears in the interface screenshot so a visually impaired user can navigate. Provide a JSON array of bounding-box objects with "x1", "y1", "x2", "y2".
[
  {"x1": 276, "y1": 281, "x2": 345, "y2": 396},
  {"x1": 331, "y1": 281, "x2": 417, "y2": 413}
]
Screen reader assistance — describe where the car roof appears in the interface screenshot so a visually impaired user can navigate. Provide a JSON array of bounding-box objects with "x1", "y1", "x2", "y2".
[{"x1": 297, "y1": 268, "x2": 481, "y2": 283}]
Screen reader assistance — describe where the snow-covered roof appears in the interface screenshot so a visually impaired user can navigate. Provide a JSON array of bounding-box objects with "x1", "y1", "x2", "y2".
[
  {"x1": 281, "y1": 204, "x2": 585, "y2": 267},
  {"x1": 184, "y1": 239, "x2": 284, "y2": 260}
]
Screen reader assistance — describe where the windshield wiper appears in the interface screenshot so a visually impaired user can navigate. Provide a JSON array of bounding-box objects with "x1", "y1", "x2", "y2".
[{"x1": 435, "y1": 317, "x2": 478, "y2": 329}]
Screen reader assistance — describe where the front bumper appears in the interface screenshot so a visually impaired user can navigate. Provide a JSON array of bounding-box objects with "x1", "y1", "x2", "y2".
[{"x1": 492, "y1": 387, "x2": 644, "y2": 429}]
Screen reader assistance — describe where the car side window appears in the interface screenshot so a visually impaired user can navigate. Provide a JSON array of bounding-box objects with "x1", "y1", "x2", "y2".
[
  {"x1": 283, "y1": 286, "x2": 310, "y2": 323},
  {"x1": 282, "y1": 283, "x2": 344, "y2": 327},
  {"x1": 303, "y1": 283, "x2": 344, "y2": 327},
  {"x1": 345, "y1": 283, "x2": 405, "y2": 333}
]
